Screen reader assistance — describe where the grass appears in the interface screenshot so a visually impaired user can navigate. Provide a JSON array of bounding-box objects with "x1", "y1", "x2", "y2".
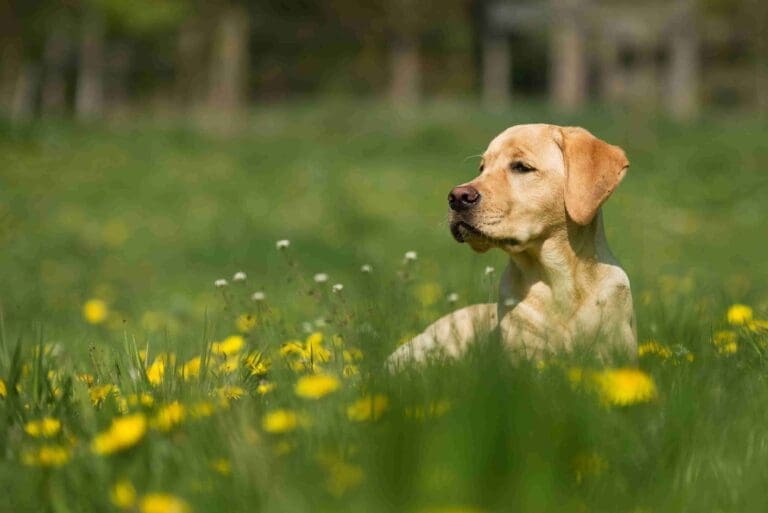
[{"x1": 0, "y1": 101, "x2": 767, "y2": 512}]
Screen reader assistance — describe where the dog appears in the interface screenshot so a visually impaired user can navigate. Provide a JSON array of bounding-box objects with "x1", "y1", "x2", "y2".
[{"x1": 388, "y1": 124, "x2": 636, "y2": 366}]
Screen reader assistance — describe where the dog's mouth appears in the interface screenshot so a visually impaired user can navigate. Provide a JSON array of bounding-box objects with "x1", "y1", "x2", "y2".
[{"x1": 450, "y1": 221, "x2": 519, "y2": 246}]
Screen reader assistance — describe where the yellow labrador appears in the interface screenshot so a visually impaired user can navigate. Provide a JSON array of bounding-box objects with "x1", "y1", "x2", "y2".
[{"x1": 389, "y1": 124, "x2": 636, "y2": 366}]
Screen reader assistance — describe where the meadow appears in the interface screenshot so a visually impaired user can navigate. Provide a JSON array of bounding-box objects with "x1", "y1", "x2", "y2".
[{"x1": 0, "y1": 102, "x2": 767, "y2": 513}]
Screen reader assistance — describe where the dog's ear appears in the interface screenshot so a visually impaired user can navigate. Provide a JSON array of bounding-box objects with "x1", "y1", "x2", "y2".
[{"x1": 559, "y1": 127, "x2": 629, "y2": 225}]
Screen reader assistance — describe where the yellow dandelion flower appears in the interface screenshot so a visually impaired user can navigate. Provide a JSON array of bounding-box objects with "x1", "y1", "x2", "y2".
[
  {"x1": 146, "y1": 358, "x2": 165, "y2": 386},
  {"x1": 342, "y1": 347, "x2": 364, "y2": 362},
  {"x1": 280, "y1": 340, "x2": 305, "y2": 357},
  {"x1": 244, "y1": 352, "x2": 270, "y2": 376},
  {"x1": 139, "y1": 493, "x2": 190, "y2": 513},
  {"x1": 331, "y1": 334, "x2": 344, "y2": 347},
  {"x1": 127, "y1": 392, "x2": 154, "y2": 408},
  {"x1": 211, "y1": 335, "x2": 244, "y2": 356},
  {"x1": 217, "y1": 355, "x2": 240, "y2": 374},
  {"x1": 256, "y1": 381, "x2": 275, "y2": 395},
  {"x1": 90, "y1": 384, "x2": 118, "y2": 406},
  {"x1": 262, "y1": 409, "x2": 299, "y2": 433},
  {"x1": 0, "y1": 378, "x2": 6, "y2": 398},
  {"x1": 211, "y1": 458, "x2": 231, "y2": 475},
  {"x1": 347, "y1": 394, "x2": 389, "y2": 422},
  {"x1": 111, "y1": 479, "x2": 137, "y2": 509},
  {"x1": 21, "y1": 444, "x2": 70, "y2": 467},
  {"x1": 305, "y1": 332, "x2": 331, "y2": 362},
  {"x1": 25, "y1": 417, "x2": 61, "y2": 438},
  {"x1": 217, "y1": 385, "x2": 245, "y2": 401},
  {"x1": 189, "y1": 401, "x2": 215, "y2": 418},
  {"x1": 294, "y1": 373, "x2": 340, "y2": 399},
  {"x1": 236, "y1": 313, "x2": 257, "y2": 333},
  {"x1": 727, "y1": 304, "x2": 753, "y2": 326},
  {"x1": 289, "y1": 359, "x2": 309, "y2": 372},
  {"x1": 152, "y1": 401, "x2": 185, "y2": 432},
  {"x1": 637, "y1": 340, "x2": 673, "y2": 359},
  {"x1": 180, "y1": 356, "x2": 201, "y2": 380},
  {"x1": 594, "y1": 368, "x2": 657, "y2": 406},
  {"x1": 713, "y1": 330, "x2": 738, "y2": 354},
  {"x1": 83, "y1": 299, "x2": 109, "y2": 324},
  {"x1": 92, "y1": 413, "x2": 147, "y2": 455}
]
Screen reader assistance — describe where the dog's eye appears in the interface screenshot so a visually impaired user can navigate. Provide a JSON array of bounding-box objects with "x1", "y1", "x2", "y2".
[
  {"x1": 479, "y1": 163, "x2": 484, "y2": 173},
  {"x1": 510, "y1": 161, "x2": 535, "y2": 173}
]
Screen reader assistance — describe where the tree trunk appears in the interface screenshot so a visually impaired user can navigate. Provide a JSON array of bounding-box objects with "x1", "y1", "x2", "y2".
[
  {"x1": 482, "y1": 32, "x2": 511, "y2": 109},
  {"x1": 207, "y1": 4, "x2": 250, "y2": 115},
  {"x1": 666, "y1": 0, "x2": 699, "y2": 120},
  {"x1": 75, "y1": 12, "x2": 105, "y2": 121},
  {"x1": 550, "y1": 0, "x2": 587, "y2": 111},
  {"x1": 42, "y1": 26, "x2": 70, "y2": 116},
  {"x1": 389, "y1": 33, "x2": 420, "y2": 106}
]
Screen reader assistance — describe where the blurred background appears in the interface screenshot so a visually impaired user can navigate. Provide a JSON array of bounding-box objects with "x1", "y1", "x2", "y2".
[
  {"x1": 0, "y1": 0, "x2": 767, "y2": 345},
  {"x1": 2, "y1": 0, "x2": 767, "y2": 121}
]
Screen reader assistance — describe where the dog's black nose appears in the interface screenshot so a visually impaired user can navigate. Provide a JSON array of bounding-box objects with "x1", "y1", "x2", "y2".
[{"x1": 448, "y1": 185, "x2": 481, "y2": 211}]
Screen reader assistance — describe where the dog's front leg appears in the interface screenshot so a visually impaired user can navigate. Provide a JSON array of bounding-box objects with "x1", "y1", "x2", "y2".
[{"x1": 386, "y1": 303, "x2": 498, "y2": 368}]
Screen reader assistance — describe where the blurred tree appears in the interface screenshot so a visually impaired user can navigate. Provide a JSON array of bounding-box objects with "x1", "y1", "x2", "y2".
[
  {"x1": 667, "y1": 0, "x2": 700, "y2": 119},
  {"x1": 550, "y1": 0, "x2": 587, "y2": 111},
  {"x1": 206, "y1": 1, "x2": 250, "y2": 120},
  {"x1": 387, "y1": 0, "x2": 421, "y2": 106},
  {"x1": 0, "y1": 1, "x2": 49, "y2": 121},
  {"x1": 75, "y1": 0, "x2": 189, "y2": 119},
  {"x1": 75, "y1": 6, "x2": 105, "y2": 120}
]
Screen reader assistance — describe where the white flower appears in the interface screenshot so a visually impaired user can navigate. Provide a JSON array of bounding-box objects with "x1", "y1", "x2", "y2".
[
  {"x1": 276, "y1": 239, "x2": 290, "y2": 250},
  {"x1": 301, "y1": 322, "x2": 313, "y2": 333},
  {"x1": 446, "y1": 292, "x2": 459, "y2": 303},
  {"x1": 332, "y1": 283, "x2": 344, "y2": 293},
  {"x1": 233, "y1": 271, "x2": 247, "y2": 282},
  {"x1": 313, "y1": 273, "x2": 328, "y2": 283},
  {"x1": 504, "y1": 297, "x2": 518, "y2": 307},
  {"x1": 484, "y1": 266, "x2": 495, "y2": 275},
  {"x1": 314, "y1": 318, "x2": 327, "y2": 328},
  {"x1": 404, "y1": 251, "x2": 418, "y2": 262},
  {"x1": 251, "y1": 291, "x2": 266, "y2": 301},
  {"x1": 360, "y1": 264, "x2": 372, "y2": 273},
  {"x1": 214, "y1": 279, "x2": 228, "y2": 288}
]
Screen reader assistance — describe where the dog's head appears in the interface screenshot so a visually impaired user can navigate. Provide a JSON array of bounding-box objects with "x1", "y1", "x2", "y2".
[{"x1": 449, "y1": 124, "x2": 629, "y2": 253}]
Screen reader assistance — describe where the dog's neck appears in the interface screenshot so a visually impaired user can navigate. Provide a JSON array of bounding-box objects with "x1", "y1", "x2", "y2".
[{"x1": 503, "y1": 211, "x2": 606, "y2": 313}]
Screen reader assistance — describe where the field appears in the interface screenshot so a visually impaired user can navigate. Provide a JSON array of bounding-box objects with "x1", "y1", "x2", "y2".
[{"x1": 1, "y1": 102, "x2": 767, "y2": 513}]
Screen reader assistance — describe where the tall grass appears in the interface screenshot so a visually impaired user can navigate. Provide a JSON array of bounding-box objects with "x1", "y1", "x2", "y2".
[{"x1": 0, "y1": 102, "x2": 766, "y2": 512}]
